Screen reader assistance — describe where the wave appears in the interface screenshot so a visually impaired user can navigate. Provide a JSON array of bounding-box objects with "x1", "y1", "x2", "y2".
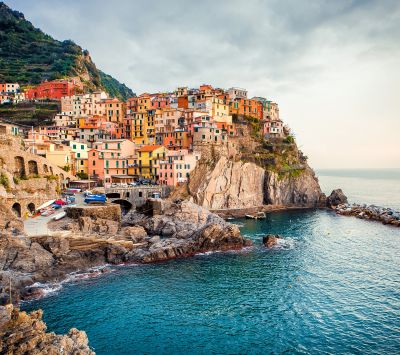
[{"x1": 24, "y1": 265, "x2": 115, "y2": 301}]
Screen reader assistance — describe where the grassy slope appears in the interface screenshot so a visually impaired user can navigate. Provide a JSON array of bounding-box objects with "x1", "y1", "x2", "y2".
[{"x1": 0, "y1": 2, "x2": 134, "y2": 100}]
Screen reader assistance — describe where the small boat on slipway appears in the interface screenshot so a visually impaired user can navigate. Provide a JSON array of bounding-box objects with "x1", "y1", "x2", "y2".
[{"x1": 245, "y1": 212, "x2": 267, "y2": 219}]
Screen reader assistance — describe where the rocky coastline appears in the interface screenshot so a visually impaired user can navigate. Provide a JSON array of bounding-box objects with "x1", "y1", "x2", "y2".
[
  {"x1": 0, "y1": 304, "x2": 93, "y2": 354},
  {"x1": 0, "y1": 199, "x2": 251, "y2": 305},
  {"x1": 333, "y1": 203, "x2": 400, "y2": 227}
]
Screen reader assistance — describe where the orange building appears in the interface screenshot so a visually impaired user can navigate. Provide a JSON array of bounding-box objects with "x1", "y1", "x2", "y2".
[
  {"x1": 99, "y1": 98, "x2": 125, "y2": 123},
  {"x1": 25, "y1": 78, "x2": 82, "y2": 100},
  {"x1": 229, "y1": 98, "x2": 263, "y2": 119}
]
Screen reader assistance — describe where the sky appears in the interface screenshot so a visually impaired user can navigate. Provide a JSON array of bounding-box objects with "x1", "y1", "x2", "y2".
[{"x1": 5, "y1": 0, "x2": 400, "y2": 168}]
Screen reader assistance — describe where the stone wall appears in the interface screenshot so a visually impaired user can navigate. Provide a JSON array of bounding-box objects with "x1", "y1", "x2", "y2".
[
  {"x1": 66, "y1": 204, "x2": 122, "y2": 222},
  {"x1": 105, "y1": 186, "x2": 171, "y2": 208}
]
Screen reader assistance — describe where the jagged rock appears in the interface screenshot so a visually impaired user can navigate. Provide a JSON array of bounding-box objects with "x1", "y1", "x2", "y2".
[
  {"x1": 78, "y1": 216, "x2": 120, "y2": 235},
  {"x1": 264, "y1": 167, "x2": 324, "y2": 207},
  {"x1": 0, "y1": 305, "x2": 94, "y2": 354},
  {"x1": 263, "y1": 234, "x2": 281, "y2": 248},
  {"x1": 188, "y1": 145, "x2": 325, "y2": 210},
  {"x1": 326, "y1": 189, "x2": 348, "y2": 207}
]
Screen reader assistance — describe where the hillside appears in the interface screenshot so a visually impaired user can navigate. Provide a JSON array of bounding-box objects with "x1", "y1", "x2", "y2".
[{"x1": 0, "y1": 2, "x2": 134, "y2": 100}]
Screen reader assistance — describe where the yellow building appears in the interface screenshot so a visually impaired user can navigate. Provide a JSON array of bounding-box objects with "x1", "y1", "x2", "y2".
[
  {"x1": 137, "y1": 145, "x2": 166, "y2": 179},
  {"x1": 70, "y1": 141, "x2": 89, "y2": 175},
  {"x1": 132, "y1": 112, "x2": 149, "y2": 145},
  {"x1": 46, "y1": 146, "x2": 73, "y2": 172},
  {"x1": 206, "y1": 97, "x2": 232, "y2": 124}
]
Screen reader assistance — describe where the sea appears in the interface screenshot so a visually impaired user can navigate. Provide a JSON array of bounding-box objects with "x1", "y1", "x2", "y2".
[{"x1": 22, "y1": 169, "x2": 400, "y2": 354}]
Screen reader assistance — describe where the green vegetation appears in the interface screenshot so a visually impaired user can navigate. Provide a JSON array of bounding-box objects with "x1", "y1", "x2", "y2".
[
  {"x1": 46, "y1": 174, "x2": 59, "y2": 181},
  {"x1": 76, "y1": 171, "x2": 88, "y2": 179},
  {"x1": 284, "y1": 135, "x2": 295, "y2": 144},
  {"x1": 99, "y1": 71, "x2": 134, "y2": 101},
  {"x1": 13, "y1": 176, "x2": 19, "y2": 184},
  {"x1": 0, "y1": 172, "x2": 10, "y2": 189},
  {"x1": 0, "y1": 102, "x2": 59, "y2": 126},
  {"x1": 0, "y1": 2, "x2": 134, "y2": 100}
]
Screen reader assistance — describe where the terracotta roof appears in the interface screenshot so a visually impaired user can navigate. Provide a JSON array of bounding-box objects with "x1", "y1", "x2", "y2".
[{"x1": 137, "y1": 145, "x2": 163, "y2": 152}]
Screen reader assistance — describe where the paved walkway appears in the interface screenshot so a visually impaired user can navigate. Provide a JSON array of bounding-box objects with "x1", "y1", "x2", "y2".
[{"x1": 23, "y1": 193, "x2": 86, "y2": 237}]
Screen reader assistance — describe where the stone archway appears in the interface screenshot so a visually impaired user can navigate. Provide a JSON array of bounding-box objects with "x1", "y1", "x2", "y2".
[
  {"x1": 28, "y1": 160, "x2": 38, "y2": 176},
  {"x1": 12, "y1": 202, "x2": 21, "y2": 217},
  {"x1": 106, "y1": 192, "x2": 121, "y2": 199},
  {"x1": 14, "y1": 156, "x2": 25, "y2": 178},
  {"x1": 112, "y1": 199, "x2": 133, "y2": 215},
  {"x1": 27, "y1": 202, "x2": 35, "y2": 214},
  {"x1": 43, "y1": 164, "x2": 49, "y2": 173}
]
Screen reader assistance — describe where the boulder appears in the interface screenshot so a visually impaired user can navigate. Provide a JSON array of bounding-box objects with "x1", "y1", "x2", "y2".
[
  {"x1": 263, "y1": 234, "x2": 281, "y2": 248},
  {"x1": 326, "y1": 189, "x2": 348, "y2": 207}
]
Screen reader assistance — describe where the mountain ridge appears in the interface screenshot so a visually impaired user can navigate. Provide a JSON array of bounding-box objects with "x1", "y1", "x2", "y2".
[{"x1": 0, "y1": 2, "x2": 134, "y2": 100}]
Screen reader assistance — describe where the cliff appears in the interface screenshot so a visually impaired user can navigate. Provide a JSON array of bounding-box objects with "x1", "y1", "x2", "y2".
[
  {"x1": 0, "y1": 2, "x2": 134, "y2": 100},
  {"x1": 0, "y1": 304, "x2": 94, "y2": 354},
  {"x1": 189, "y1": 121, "x2": 325, "y2": 210}
]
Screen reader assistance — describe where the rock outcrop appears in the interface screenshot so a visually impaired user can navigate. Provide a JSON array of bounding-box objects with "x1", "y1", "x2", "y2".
[
  {"x1": 326, "y1": 189, "x2": 348, "y2": 207},
  {"x1": 0, "y1": 200, "x2": 251, "y2": 304},
  {"x1": 189, "y1": 156, "x2": 266, "y2": 209},
  {"x1": 262, "y1": 234, "x2": 281, "y2": 248},
  {"x1": 188, "y1": 143, "x2": 325, "y2": 210},
  {"x1": 264, "y1": 166, "x2": 324, "y2": 207},
  {"x1": 0, "y1": 304, "x2": 94, "y2": 354},
  {"x1": 333, "y1": 203, "x2": 400, "y2": 227}
]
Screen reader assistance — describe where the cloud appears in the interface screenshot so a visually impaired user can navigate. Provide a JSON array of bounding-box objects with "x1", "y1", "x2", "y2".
[{"x1": 5, "y1": 0, "x2": 400, "y2": 168}]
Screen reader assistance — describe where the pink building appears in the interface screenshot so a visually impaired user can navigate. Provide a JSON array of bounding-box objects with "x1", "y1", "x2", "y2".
[
  {"x1": 158, "y1": 149, "x2": 201, "y2": 186},
  {"x1": 88, "y1": 139, "x2": 135, "y2": 184}
]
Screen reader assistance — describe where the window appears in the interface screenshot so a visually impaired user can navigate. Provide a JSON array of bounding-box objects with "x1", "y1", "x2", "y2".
[
  {"x1": 73, "y1": 144, "x2": 76, "y2": 149},
  {"x1": 92, "y1": 152, "x2": 95, "y2": 156},
  {"x1": 77, "y1": 153, "x2": 81, "y2": 158},
  {"x1": 92, "y1": 161, "x2": 96, "y2": 166}
]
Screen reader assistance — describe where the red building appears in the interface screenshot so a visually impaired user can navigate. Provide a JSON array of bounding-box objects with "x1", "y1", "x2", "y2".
[{"x1": 26, "y1": 79, "x2": 82, "y2": 100}]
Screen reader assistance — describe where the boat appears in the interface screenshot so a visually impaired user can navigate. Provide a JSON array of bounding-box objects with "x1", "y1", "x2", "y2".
[
  {"x1": 36, "y1": 199, "x2": 56, "y2": 211},
  {"x1": 84, "y1": 194, "x2": 107, "y2": 204},
  {"x1": 41, "y1": 208, "x2": 55, "y2": 217},
  {"x1": 245, "y1": 212, "x2": 266, "y2": 219},
  {"x1": 53, "y1": 211, "x2": 67, "y2": 221}
]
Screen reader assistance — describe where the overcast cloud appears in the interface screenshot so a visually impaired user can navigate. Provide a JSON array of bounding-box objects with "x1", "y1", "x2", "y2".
[{"x1": 5, "y1": 0, "x2": 400, "y2": 168}]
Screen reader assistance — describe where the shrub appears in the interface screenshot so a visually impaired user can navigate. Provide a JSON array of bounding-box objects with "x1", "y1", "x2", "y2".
[
  {"x1": 76, "y1": 171, "x2": 88, "y2": 179},
  {"x1": 284, "y1": 135, "x2": 295, "y2": 144},
  {"x1": 13, "y1": 176, "x2": 20, "y2": 184},
  {"x1": 0, "y1": 173, "x2": 10, "y2": 189}
]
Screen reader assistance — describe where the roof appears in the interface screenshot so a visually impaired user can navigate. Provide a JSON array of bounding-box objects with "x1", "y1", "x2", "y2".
[{"x1": 137, "y1": 145, "x2": 163, "y2": 152}]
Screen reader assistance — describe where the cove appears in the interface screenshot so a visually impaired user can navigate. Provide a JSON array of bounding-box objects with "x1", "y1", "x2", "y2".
[{"x1": 22, "y1": 210, "x2": 400, "y2": 354}]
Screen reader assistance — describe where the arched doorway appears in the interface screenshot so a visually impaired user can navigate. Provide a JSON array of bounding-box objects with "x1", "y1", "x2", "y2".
[
  {"x1": 14, "y1": 156, "x2": 25, "y2": 178},
  {"x1": 28, "y1": 160, "x2": 38, "y2": 176},
  {"x1": 12, "y1": 202, "x2": 21, "y2": 217},
  {"x1": 112, "y1": 199, "x2": 133, "y2": 215},
  {"x1": 27, "y1": 202, "x2": 35, "y2": 215}
]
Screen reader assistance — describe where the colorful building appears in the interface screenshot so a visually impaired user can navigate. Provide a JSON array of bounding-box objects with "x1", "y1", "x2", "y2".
[
  {"x1": 26, "y1": 78, "x2": 83, "y2": 100},
  {"x1": 136, "y1": 145, "x2": 166, "y2": 179},
  {"x1": 158, "y1": 150, "x2": 201, "y2": 186}
]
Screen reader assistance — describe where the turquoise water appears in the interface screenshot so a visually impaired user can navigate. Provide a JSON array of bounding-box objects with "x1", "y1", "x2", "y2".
[{"x1": 23, "y1": 209, "x2": 400, "y2": 354}]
